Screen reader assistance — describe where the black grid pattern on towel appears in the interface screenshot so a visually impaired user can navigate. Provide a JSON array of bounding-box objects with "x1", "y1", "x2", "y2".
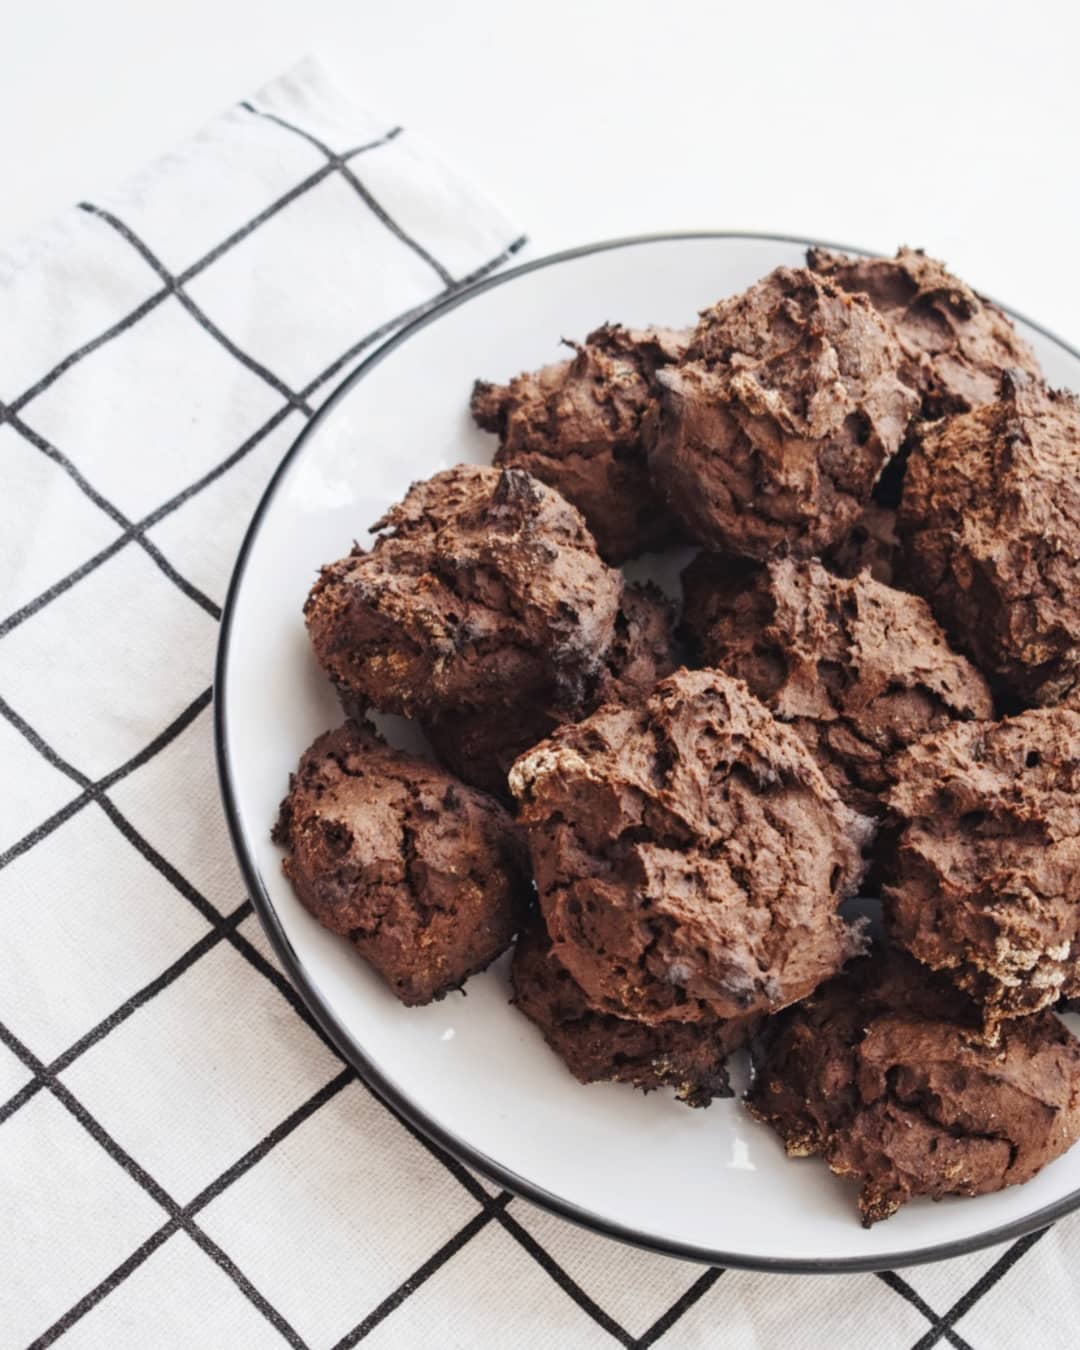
[{"x1": 0, "y1": 98, "x2": 1050, "y2": 1350}]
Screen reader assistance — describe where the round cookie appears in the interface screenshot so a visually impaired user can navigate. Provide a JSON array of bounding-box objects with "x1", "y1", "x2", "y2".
[
  {"x1": 509, "y1": 667, "x2": 871, "y2": 1025},
  {"x1": 424, "y1": 581, "x2": 677, "y2": 798},
  {"x1": 746, "y1": 949, "x2": 1080, "y2": 1225},
  {"x1": 305, "y1": 464, "x2": 623, "y2": 723},
  {"x1": 807, "y1": 246, "x2": 1042, "y2": 416},
  {"x1": 898, "y1": 375, "x2": 1080, "y2": 707},
  {"x1": 512, "y1": 920, "x2": 757, "y2": 1106},
  {"x1": 681, "y1": 554, "x2": 993, "y2": 816},
  {"x1": 272, "y1": 721, "x2": 530, "y2": 1005},
  {"x1": 648, "y1": 267, "x2": 918, "y2": 561},
  {"x1": 471, "y1": 324, "x2": 689, "y2": 562},
  {"x1": 883, "y1": 707, "x2": 1080, "y2": 1037}
]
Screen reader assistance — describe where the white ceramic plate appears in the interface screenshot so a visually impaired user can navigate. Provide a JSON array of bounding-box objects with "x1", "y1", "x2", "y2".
[{"x1": 216, "y1": 234, "x2": 1080, "y2": 1271}]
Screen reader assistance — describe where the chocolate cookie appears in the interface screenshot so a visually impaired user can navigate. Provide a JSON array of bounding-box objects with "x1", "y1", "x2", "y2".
[
  {"x1": 509, "y1": 668, "x2": 871, "y2": 1025},
  {"x1": 681, "y1": 555, "x2": 992, "y2": 816},
  {"x1": 512, "y1": 920, "x2": 757, "y2": 1106},
  {"x1": 305, "y1": 464, "x2": 623, "y2": 724},
  {"x1": 648, "y1": 267, "x2": 918, "y2": 560},
  {"x1": 898, "y1": 375, "x2": 1080, "y2": 706},
  {"x1": 272, "y1": 721, "x2": 530, "y2": 1005},
  {"x1": 425, "y1": 581, "x2": 677, "y2": 798},
  {"x1": 807, "y1": 247, "x2": 1042, "y2": 416},
  {"x1": 883, "y1": 707, "x2": 1080, "y2": 1037},
  {"x1": 471, "y1": 324, "x2": 689, "y2": 562},
  {"x1": 747, "y1": 949, "x2": 1080, "y2": 1225}
]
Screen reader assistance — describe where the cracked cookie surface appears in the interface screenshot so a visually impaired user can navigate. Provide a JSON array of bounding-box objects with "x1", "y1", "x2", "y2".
[
  {"x1": 304, "y1": 463, "x2": 624, "y2": 725},
  {"x1": 681, "y1": 555, "x2": 992, "y2": 816},
  {"x1": 883, "y1": 707, "x2": 1080, "y2": 1036},
  {"x1": 424, "y1": 581, "x2": 677, "y2": 798},
  {"x1": 272, "y1": 720, "x2": 530, "y2": 1004},
  {"x1": 899, "y1": 375, "x2": 1080, "y2": 706},
  {"x1": 511, "y1": 918, "x2": 758, "y2": 1106},
  {"x1": 807, "y1": 246, "x2": 1042, "y2": 416},
  {"x1": 509, "y1": 667, "x2": 871, "y2": 1025},
  {"x1": 746, "y1": 949, "x2": 1080, "y2": 1224},
  {"x1": 648, "y1": 267, "x2": 918, "y2": 560},
  {"x1": 472, "y1": 324, "x2": 689, "y2": 562}
]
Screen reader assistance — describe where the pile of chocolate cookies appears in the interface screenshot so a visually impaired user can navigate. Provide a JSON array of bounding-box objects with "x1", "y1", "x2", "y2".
[{"x1": 274, "y1": 247, "x2": 1080, "y2": 1227}]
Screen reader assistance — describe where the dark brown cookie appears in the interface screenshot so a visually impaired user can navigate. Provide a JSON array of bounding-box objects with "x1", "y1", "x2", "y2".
[
  {"x1": 898, "y1": 375, "x2": 1080, "y2": 707},
  {"x1": 272, "y1": 721, "x2": 530, "y2": 1005},
  {"x1": 807, "y1": 247, "x2": 1042, "y2": 416},
  {"x1": 509, "y1": 667, "x2": 871, "y2": 1025},
  {"x1": 883, "y1": 707, "x2": 1080, "y2": 1037},
  {"x1": 512, "y1": 919, "x2": 757, "y2": 1106},
  {"x1": 648, "y1": 267, "x2": 918, "y2": 561},
  {"x1": 305, "y1": 464, "x2": 623, "y2": 724},
  {"x1": 471, "y1": 324, "x2": 688, "y2": 562},
  {"x1": 424, "y1": 581, "x2": 677, "y2": 798},
  {"x1": 681, "y1": 555, "x2": 992, "y2": 816},
  {"x1": 746, "y1": 949, "x2": 1080, "y2": 1225}
]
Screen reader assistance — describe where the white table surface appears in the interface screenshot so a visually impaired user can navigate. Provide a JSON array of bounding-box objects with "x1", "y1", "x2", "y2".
[{"x1": 5, "y1": 0, "x2": 1079, "y2": 349}]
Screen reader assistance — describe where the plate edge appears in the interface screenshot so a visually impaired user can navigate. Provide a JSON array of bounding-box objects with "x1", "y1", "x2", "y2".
[{"x1": 213, "y1": 230, "x2": 1080, "y2": 1273}]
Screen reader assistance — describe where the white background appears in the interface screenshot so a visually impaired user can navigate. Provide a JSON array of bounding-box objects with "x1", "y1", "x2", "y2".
[{"x1": 5, "y1": 0, "x2": 1079, "y2": 346}]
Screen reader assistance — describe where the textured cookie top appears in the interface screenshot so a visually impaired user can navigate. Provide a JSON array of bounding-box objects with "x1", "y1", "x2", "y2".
[
  {"x1": 899, "y1": 376, "x2": 1080, "y2": 706},
  {"x1": 747, "y1": 949, "x2": 1080, "y2": 1225},
  {"x1": 682, "y1": 555, "x2": 992, "y2": 815},
  {"x1": 273, "y1": 720, "x2": 529, "y2": 1005},
  {"x1": 471, "y1": 324, "x2": 689, "y2": 561},
  {"x1": 509, "y1": 667, "x2": 871, "y2": 1024},
  {"x1": 884, "y1": 707, "x2": 1080, "y2": 1033},
  {"x1": 648, "y1": 267, "x2": 918, "y2": 560},
  {"x1": 807, "y1": 246, "x2": 1042, "y2": 415},
  {"x1": 511, "y1": 919, "x2": 754, "y2": 1106},
  {"x1": 423, "y1": 580, "x2": 677, "y2": 799},
  {"x1": 304, "y1": 464, "x2": 623, "y2": 721}
]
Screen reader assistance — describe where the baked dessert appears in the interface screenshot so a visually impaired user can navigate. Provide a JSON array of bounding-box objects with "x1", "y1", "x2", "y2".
[
  {"x1": 883, "y1": 707, "x2": 1080, "y2": 1037},
  {"x1": 648, "y1": 267, "x2": 918, "y2": 560},
  {"x1": 425, "y1": 581, "x2": 677, "y2": 797},
  {"x1": 899, "y1": 374, "x2": 1080, "y2": 707},
  {"x1": 681, "y1": 555, "x2": 993, "y2": 816},
  {"x1": 272, "y1": 721, "x2": 530, "y2": 1004},
  {"x1": 512, "y1": 920, "x2": 757, "y2": 1106},
  {"x1": 807, "y1": 246, "x2": 1042, "y2": 415},
  {"x1": 509, "y1": 667, "x2": 871, "y2": 1025},
  {"x1": 471, "y1": 324, "x2": 689, "y2": 562},
  {"x1": 747, "y1": 949, "x2": 1080, "y2": 1224},
  {"x1": 305, "y1": 464, "x2": 623, "y2": 724}
]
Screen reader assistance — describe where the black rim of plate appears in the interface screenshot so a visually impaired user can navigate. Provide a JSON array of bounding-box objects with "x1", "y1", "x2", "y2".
[{"x1": 214, "y1": 231, "x2": 1080, "y2": 1274}]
